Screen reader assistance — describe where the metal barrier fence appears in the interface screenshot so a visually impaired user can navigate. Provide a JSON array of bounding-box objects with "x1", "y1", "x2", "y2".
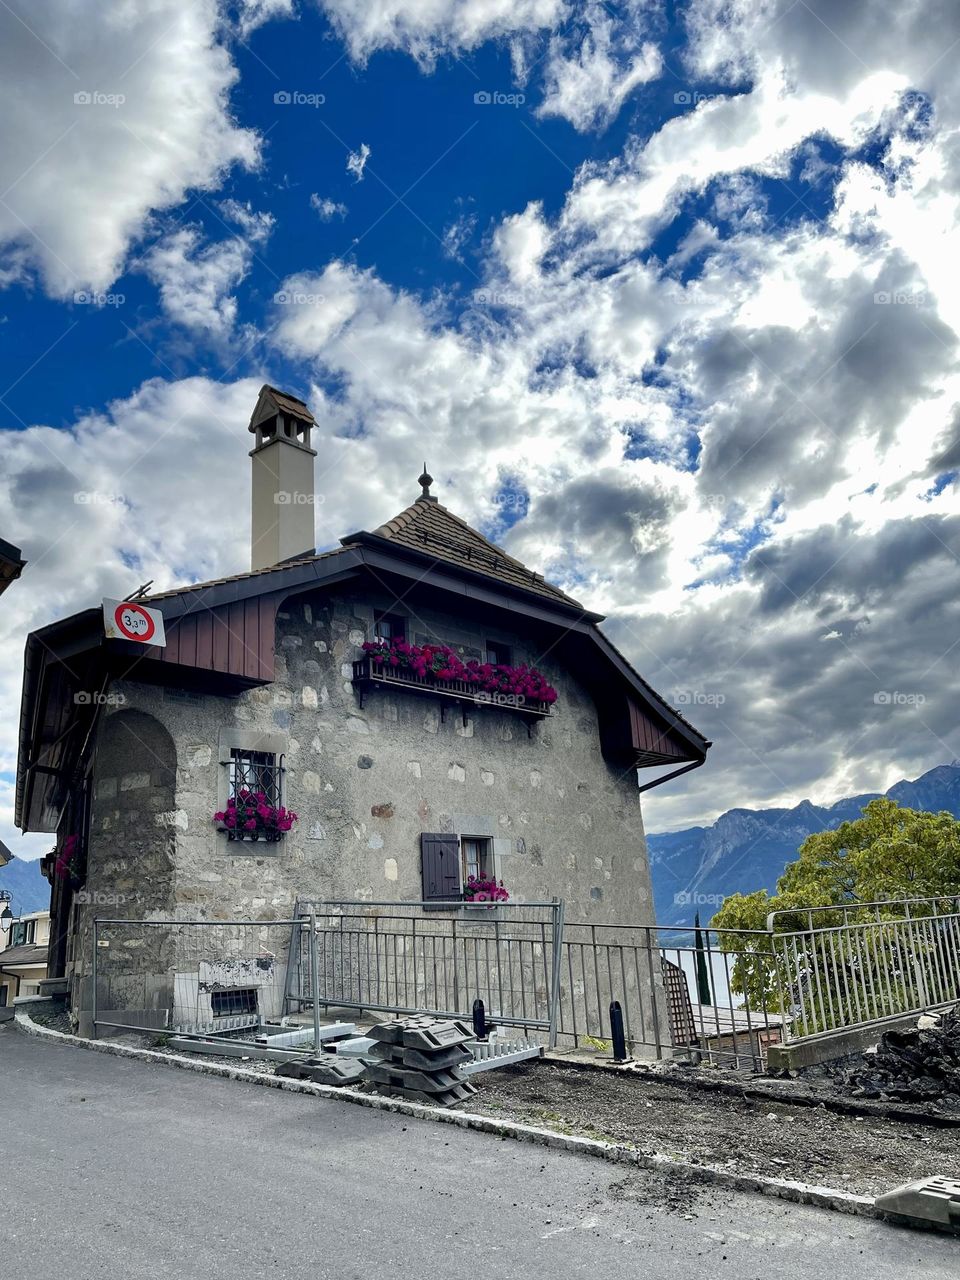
[
  {"x1": 290, "y1": 899, "x2": 565, "y2": 1041},
  {"x1": 92, "y1": 917, "x2": 306, "y2": 1045},
  {"x1": 89, "y1": 898, "x2": 960, "y2": 1070},
  {"x1": 559, "y1": 924, "x2": 783, "y2": 1068}
]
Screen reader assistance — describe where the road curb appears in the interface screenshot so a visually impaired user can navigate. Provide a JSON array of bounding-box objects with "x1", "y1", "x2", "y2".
[{"x1": 14, "y1": 1011, "x2": 885, "y2": 1223}]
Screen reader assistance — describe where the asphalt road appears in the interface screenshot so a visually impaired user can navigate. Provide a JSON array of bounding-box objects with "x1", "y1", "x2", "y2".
[{"x1": 2, "y1": 1025, "x2": 958, "y2": 1279}]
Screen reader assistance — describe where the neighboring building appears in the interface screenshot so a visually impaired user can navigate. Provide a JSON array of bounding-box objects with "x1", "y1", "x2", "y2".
[
  {"x1": 0, "y1": 910, "x2": 50, "y2": 1005},
  {"x1": 15, "y1": 385, "x2": 710, "y2": 1033},
  {"x1": 0, "y1": 536, "x2": 25, "y2": 599}
]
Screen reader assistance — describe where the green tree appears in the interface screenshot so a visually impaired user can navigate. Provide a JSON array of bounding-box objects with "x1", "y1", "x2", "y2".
[{"x1": 712, "y1": 799, "x2": 960, "y2": 1027}]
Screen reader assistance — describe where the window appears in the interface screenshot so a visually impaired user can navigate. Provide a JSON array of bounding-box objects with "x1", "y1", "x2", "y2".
[
  {"x1": 9, "y1": 919, "x2": 35, "y2": 948},
  {"x1": 461, "y1": 837, "x2": 494, "y2": 884},
  {"x1": 374, "y1": 612, "x2": 406, "y2": 643},
  {"x1": 485, "y1": 641, "x2": 512, "y2": 666},
  {"x1": 229, "y1": 749, "x2": 280, "y2": 807},
  {"x1": 211, "y1": 988, "x2": 258, "y2": 1017}
]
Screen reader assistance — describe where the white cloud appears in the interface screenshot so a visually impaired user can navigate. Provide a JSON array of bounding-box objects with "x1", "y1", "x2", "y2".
[
  {"x1": 236, "y1": 0, "x2": 296, "y2": 38},
  {"x1": 140, "y1": 228, "x2": 251, "y2": 338},
  {"x1": 0, "y1": 0, "x2": 258, "y2": 298},
  {"x1": 537, "y1": 4, "x2": 662, "y2": 132},
  {"x1": 310, "y1": 193, "x2": 348, "y2": 220},
  {"x1": 346, "y1": 142, "x2": 371, "y2": 182},
  {"x1": 217, "y1": 199, "x2": 276, "y2": 244},
  {"x1": 319, "y1": 0, "x2": 567, "y2": 65}
]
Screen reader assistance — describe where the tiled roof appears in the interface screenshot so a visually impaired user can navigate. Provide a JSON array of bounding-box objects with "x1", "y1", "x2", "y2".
[
  {"x1": 364, "y1": 498, "x2": 583, "y2": 609},
  {"x1": 0, "y1": 943, "x2": 46, "y2": 967},
  {"x1": 146, "y1": 499, "x2": 584, "y2": 613},
  {"x1": 145, "y1": 548, "x2": 343, "y2": 603}
]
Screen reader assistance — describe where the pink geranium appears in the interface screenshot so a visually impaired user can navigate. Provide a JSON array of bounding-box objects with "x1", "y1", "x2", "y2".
[{"x1": 362, "y1": 638, "x2": 557, "y2": 705}]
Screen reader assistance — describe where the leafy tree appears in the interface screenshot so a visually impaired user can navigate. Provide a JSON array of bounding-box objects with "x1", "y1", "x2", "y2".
[{"x1": 712, "y1": 799, "x2": 960, "y2": 1028}]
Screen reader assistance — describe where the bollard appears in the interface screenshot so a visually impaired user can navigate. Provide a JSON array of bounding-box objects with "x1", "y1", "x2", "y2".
[
  {"x1": 610, "y1": 999, "x2": 628, "y2": 1063},
  {"x1": 472, "y1": 998, "x2": 487, "y2": 1040}
]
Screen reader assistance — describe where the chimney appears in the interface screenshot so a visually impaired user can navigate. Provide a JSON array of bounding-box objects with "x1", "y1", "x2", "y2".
[{"x1": 248, "y1": 385, "x2": 318, "y2": 571}]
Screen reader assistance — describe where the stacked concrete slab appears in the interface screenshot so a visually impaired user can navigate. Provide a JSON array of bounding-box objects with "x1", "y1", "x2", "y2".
[{"x1": 366, "y1": 1016, "x2": 478, "y2": 1106}]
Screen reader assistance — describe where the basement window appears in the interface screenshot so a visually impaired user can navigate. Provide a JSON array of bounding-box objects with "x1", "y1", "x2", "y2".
[{"x1": 211, "y1": 988, "x2": 258, "y2": 1017}]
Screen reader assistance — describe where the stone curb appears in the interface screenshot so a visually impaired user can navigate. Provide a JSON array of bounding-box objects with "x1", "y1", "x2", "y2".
[{"x1": 14, "y1": 1011, "x2": 886, "y2": 1224}]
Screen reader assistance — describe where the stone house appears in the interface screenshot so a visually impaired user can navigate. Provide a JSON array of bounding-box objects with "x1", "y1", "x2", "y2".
[{"x1": 16, "y1": 386, "x2": 710, "y2": 1030}]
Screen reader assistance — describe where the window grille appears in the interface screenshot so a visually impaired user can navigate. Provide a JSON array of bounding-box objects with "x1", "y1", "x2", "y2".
[
  {"x1": 210, "y1": 987, "x2": 258, "y2": 1017},
  {"x1": 225, "y1": 749, "x2": 284, "y2": 840}
]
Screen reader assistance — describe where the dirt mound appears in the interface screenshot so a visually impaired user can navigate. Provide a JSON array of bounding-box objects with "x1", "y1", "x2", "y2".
[{"x1": 838, "y1": 1007, "x2": 960, "y2": 1106}]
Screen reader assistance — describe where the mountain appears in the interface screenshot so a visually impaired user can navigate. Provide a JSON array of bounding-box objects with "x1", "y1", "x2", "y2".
[
  {"x1": 648, "y1": 763, "x2": 960, "y2": 926},
  {"x1": 0, "y1": 856, "x2": 51, "y2": 916}
]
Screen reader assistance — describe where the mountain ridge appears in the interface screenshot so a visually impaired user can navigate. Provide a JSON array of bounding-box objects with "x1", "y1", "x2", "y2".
[{"x1": 648, "y1": 763, "x2": 960, "y2": 925}]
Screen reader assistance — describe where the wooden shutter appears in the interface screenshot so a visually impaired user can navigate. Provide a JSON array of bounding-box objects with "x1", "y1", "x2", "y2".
[{"x1": 420, "y1": 832, "x2": 462, "y2": 902}]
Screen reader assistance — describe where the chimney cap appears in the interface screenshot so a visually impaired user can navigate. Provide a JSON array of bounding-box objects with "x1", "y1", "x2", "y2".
[{"x1": 248, "y1": 384, "x2": 316, "y2": 433}]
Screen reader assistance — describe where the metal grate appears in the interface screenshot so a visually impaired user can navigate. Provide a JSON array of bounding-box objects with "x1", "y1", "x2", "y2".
[{"x1": 226, "y1": 749, "x2": 283, "y2": 841}]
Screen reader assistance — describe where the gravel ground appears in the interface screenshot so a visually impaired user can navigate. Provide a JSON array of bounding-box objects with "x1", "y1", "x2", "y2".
[{"x1": 470, "y1": 1060, "x2": 960, "y2": 1196}]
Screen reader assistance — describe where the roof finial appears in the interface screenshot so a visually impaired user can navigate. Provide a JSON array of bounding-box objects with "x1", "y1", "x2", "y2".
[{"x1": 418, "y1": 463, "x2": 437, "y2": 502}]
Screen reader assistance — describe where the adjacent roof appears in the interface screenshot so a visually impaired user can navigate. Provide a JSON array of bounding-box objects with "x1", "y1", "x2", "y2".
[
  {"x1": 0, "y1": 535, "x2": 25, "y2": 598},
  {"x1": 0, "y1": 943, "x2": 47, "y2": 968},
  {"x1": 347, "y1": 497, "x2": 583, "y2": 610}
]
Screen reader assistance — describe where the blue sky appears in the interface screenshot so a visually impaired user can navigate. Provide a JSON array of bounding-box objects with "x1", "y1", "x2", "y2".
[{"x1": 1, "y1": 0, "x2": 959, "y2": 852}]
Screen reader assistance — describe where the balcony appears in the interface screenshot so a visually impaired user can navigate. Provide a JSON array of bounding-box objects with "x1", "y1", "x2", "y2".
[{"x1": 352, "y1": 655, "x2": 554, "y2": 725}]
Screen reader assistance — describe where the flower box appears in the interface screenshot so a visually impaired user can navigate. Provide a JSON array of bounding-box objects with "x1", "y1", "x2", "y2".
[{"x1": 352, "y1": 644, "x2": 555, "y2": 721}]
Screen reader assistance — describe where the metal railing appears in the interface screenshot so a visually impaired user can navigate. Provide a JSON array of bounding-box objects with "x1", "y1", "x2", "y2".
[
  {"x1": 559, "y1": 923, "x2": 784, "y2": 1068},
  {"x1": 87, "y1": 897, "x2": 960, "y2": 1069},
  {"x1": 767, "y1": 897, "x2": 960, "y2": 1039},
  {"x1": 291, "y1": 899, "x2": 565, "y2": 1042}
]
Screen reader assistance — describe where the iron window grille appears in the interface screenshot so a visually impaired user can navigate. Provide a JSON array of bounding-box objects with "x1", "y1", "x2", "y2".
[
  {"x1": 225, "y1": 749, "x2": 285, "y2": 841},
  {"x1": 210, "y1": 987, "x2": 258, "y2": 1017}
]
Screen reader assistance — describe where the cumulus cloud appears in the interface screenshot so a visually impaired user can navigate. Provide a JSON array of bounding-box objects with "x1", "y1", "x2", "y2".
[
  {"x1": 235, "y1": 0, "x2": 296, "y2": 38},
  {"x1": 140, "y1": 228, "x2": 251, "y2": 338},
  {"x1": 537, "y1": 4, "x2": 662, "y2": 132},
  {"x1": 319, "y1": 0, "x2": 567, "y2": 65},
  {"x1": 310, "y1": 193, "x2": 348, "y2": 220},
  {"x1": 217, "y1": 199, "x2": 276, "y2": 244},
  {"x1": 346, "y1": 142, "x2": 371, "y2": 182},
  {"x1": 0, "y1": 0, "x2": 258, "y2": 298}
]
